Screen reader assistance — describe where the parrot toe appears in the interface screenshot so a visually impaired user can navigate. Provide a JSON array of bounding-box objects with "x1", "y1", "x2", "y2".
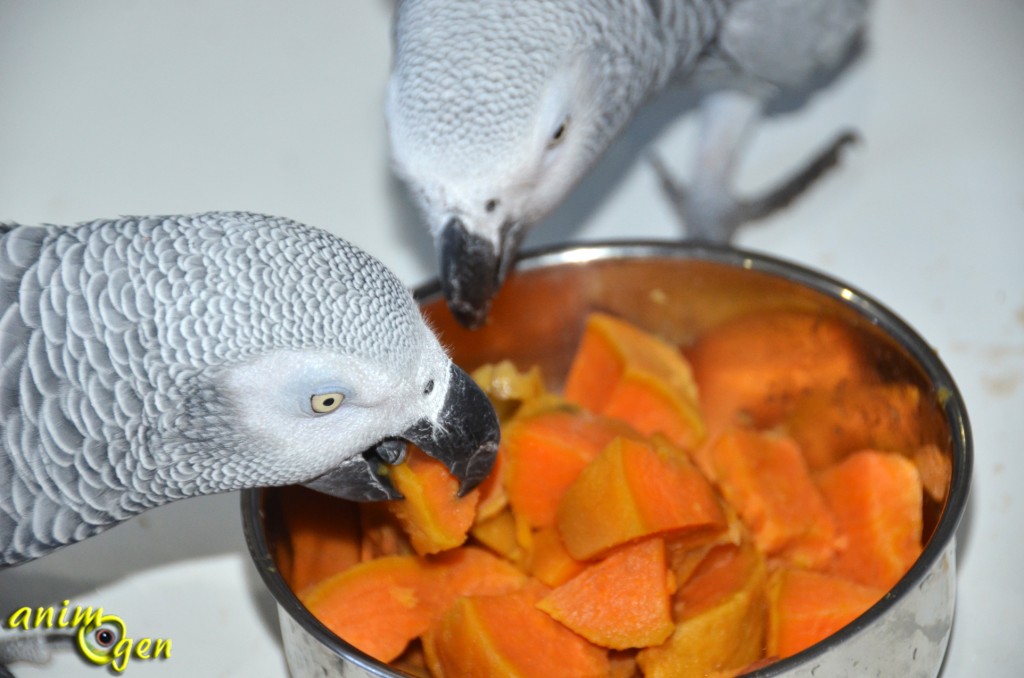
[{"x1": 650, "y1": 129, "x2": 860, "y2": 243}]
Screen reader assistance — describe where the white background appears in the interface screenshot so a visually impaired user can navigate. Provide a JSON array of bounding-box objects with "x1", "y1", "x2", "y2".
[{"x1": 1, "y1": 0, "x2": 1022, "y2": 675}]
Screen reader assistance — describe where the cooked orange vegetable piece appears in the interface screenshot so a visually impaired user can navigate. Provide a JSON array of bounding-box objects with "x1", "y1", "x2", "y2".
[
  {"x1": 301, "y1": 547, "x2": 526, "y2": 665},
  {"x1": 913, "y1": 443, "x2": 952, "y2": 503},
  {"x1": 430, "y1": 546, "x2": 528, "y2": 606},
  {"x1": 564, "y1": 312, "x2": 704, "y2": 449},
  {"x1": 768, "y1": 568, "x2": 885, "y2": 659},
  {"x1": 301, "y1": 555, "x2": 431, "y2": 663},
  {"x1": 386, "y1": 446, "x2": 481, "y2": 556},
  {"x1": 279, "y1": 486, "x2": 361, "y2": 595},
  {"x1": 472, "y1": 444, "x2": 508, "y2": 522},
  {"x1": 538, "y1": 538, "x2": 675, "y2": 649},
  {"x1": 503, "y1": 404, "x2": 640, "y2": 528},
  {"x1": 525, "y1": 524, "x2": 586, "y2": 588},
  {"x1": 422, "y1": 589, "x2": 610, "y2": 678},
  {"x1": 469, "y1": 507, "x2": 525, "y2": 564},
  {"x1": 709, "y1": 430, "x2": 837, "y2": 569},
  {"x1": 688, "y1": 310, "x2": 872, "y2": 433},
  {"x1": 601, "y1": 371, "x2": 706, "y2": 451},
  {"x1": 471, "y1": 359, "x2": 548, "y2": 421},
  {"x1": 637, "y1": 541, "x2": 767, "y2": 678},
  {"x1": 557, "y1": 436, "x2": 726, "y2": 561},
  {"x1": 785, "y1": 382, "x2": 924, "y2": 469},
  {"x1": 359, "y1": 501, "x2": 413, "y2": 560},
  {"x1": 817, "y1": 450, "x2": 923, "y2": 589}
]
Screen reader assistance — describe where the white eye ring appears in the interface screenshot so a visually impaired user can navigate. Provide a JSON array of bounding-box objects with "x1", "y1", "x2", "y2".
[{"x1": 311, "y1": 392, "x2": 344, "y2": 414}]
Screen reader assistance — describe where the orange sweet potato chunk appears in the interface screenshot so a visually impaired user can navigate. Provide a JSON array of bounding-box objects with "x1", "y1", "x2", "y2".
[
  {"x1": 557, "y1": 436, "x2": 726, "y2": 561},
  {"x1": 503, "y1": 405, "x2": 640, "y2": 528},
  {"x1": 301, "y1": 547, "x2": 527, "y2": 665},
  {"x1": 768, "y1": 568, "x2": 885, "y2": 659},
  {"x1": 423, "y1": 589, "x2": 610, "y2": 678},
  {"x1": 279, "y1": 486, "x2": 361, "y2": 596},
  {"x1": 913, "y1": 443, "x2": 952, "y2": 503},
  {"x1": 429, "y1": 546, "x2": 528, "y2": 609},
  {"x1": 537, "y1": 537, "x2": 675, "y2": 649},
  {"x1": 709, "y1": 430, "x2": 837, "y2": 569},
  {"x1": 637, "y1": 541, "x2": 767, "y2": 678},
  {"x1": 386, "y1": 446, "x2": 481, "y2": 555},
  {"x1": 301, "y1": 555, "x2": 432, "y2": 663},
  {"x1": 525, "y1": 524, "x2": 586, "y2": 588},
  {"x1": 359, "y1": 501, "x2": 413, "y2": 561},
  {"x1": 785, "y1": 382, "x2": 924, "y2": 470},
  {"x1": 602, "y1": 371, "x2": 706, "y2": 451},
  {"x1": 688, "y1": 310, "x2": 873, "y2": 433},
  {"x1": 817, "y1": 450, "x2": 923, "y2": 589},
  {"x1": 564, "y1": 312, "x2": 704, "y2": 449},
  {"x1": 469, "y1": 507, "x2": 524, "y2": 564}
]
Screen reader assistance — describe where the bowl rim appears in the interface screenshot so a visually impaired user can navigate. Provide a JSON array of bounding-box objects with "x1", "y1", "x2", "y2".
[{"x1": 243, "y1": 239, "x2": 973, "y2": 677}]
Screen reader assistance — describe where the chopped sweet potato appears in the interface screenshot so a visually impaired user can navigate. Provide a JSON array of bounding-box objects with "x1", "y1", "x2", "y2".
[
  {"x1": 386, "y1": 446, "x2": 481, "y2": 555},
  {"x1": 557, "y1": 436, "x2": 726, "y2": 561},
  {"x1": 709, "y1": 430, "x2": 837, "y2": 569},
  {"x1": 423, "y1": 589, "x2": 610, "y2": 678},
  {"x1": 469, "y1": 507, "x2": 526, "y2": 565},
  {"x1": 913, "y1": 443, "x2": 952, "y2": 503},
  {"x1": 472, "y1": 445, "x2": 508, "y2": 522},
  {"x1": 537, "y1": 538, "x2": 675, "y2": 650},
  {"x1": 471, "y1": 359, "x2": 548, "y2": 422},
  {"x1": 283, "y1": 312, "x2": 942, "y2": 678},
  {"x1": 301, "y1": 547, "x2": 527, "y2": 665},
  {"x1": 301, "y1": 555, "x2": 432, "y2": 663},
  {"x1": 359, "y1": 501, "x2": 413, "y2": 561},
  {"x1": 429, "y1": 546, "x2": 529, "y2": 607},
  {"x1": 278, "y1": 486, "x2": 361, "y2": 595},
  {"x1": 502, "y1": 404, "x2": 641, "y2": 528},
  {"x1": 564, "y1": 312, "x2": 704, "y2": 449},
  {"x1": 637, "y1": 541, "x2": 767, "y2": 678},
  {"x1": 525, "y1": 524, "x2": 586, "y2": 588},
  {"x1": 768, "y1": 567, "x2": 885, "y2": 659},
  {"x1": 785, "y1": 382, "x2": 924, "y2": 469},
  {"x1": 817, "y1": 450, "x2": 923, "y2": 589},
  {"x1": 688, "y1": 310, "x2": 873, "y2": 433}
]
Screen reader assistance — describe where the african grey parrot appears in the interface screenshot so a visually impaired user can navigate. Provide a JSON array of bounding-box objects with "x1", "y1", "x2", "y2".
[
  {"x1": 0, "y1": 212, "x2": 499, "y2": 568},
  {"x1": 386, "y1": 0, "x2": 869, "y2": 327}
]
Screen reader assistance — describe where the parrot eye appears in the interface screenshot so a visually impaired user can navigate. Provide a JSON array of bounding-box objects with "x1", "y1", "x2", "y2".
[
  {"x1": 485, "y1": 199, "x2": 499, "y2": 213},
  {"x1": 549, "y1": 117, "x2": 569, "y2": 146},
  {"x1": 423, "y1": 379, "x2": 435, "y2": 395},
  {"x1": 311, "y1": 392, "x2": 345, "y2": 414}
]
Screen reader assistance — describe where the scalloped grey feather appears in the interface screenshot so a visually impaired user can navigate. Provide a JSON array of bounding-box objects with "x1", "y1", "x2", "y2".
[{"x1": 0, "y1": 212, "x2": 497, "y2": 567}]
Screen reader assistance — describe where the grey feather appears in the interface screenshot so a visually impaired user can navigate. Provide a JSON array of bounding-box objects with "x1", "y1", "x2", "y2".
[
  {"x1": 387, "y1": 0, "x2": 869, "y2": 324},
  {"x1": 0, "y1": 212, "x2": 498, "y2": 567}
]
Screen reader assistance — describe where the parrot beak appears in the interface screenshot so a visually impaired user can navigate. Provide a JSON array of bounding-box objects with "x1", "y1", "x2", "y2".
[
  {"x1": 303, "y1": 364, "x2": 500, "y2": 502},
  {"x1": 438, "y1": 217, "x2": 524, "y2": 329}
]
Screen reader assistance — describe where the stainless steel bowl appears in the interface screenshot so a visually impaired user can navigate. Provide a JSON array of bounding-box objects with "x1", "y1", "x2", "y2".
[{"x1": 242, "y1": 241, "x2": 972, "y2": 678}]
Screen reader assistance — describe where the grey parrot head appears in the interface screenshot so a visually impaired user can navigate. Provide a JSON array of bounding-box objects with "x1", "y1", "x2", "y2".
[
  {"x1": 385, "y1": 0, "x2": 640, "y2": 328},
  {"x1": 0, "y1": 212, "x2": 500, "y2": 565},
  {"x1": 136, "y1": 214, "x2": 499, "y2": 502}
]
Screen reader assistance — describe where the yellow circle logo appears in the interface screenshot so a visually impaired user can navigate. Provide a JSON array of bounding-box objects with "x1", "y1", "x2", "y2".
[{"x1": 76, "y1": 614, "x2": 126, "y2": 666}]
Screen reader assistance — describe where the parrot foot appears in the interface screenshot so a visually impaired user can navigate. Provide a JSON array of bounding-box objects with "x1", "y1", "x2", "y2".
[{"x1": 650, "y1": 130, "x2": 860, "y2": 243}]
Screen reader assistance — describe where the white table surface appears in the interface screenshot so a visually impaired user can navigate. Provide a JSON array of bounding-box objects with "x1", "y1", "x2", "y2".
[{"x1": 1, "y1": 1, "x2": 1021, "y2": 675}]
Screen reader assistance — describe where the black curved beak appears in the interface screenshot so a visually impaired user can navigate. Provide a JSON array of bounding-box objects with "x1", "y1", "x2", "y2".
[
  {"x1": 438, "y1": 217, "x2": 524, "y2": 329},
  {"x1": 303, "y1": 364, "x2": 500, "y2": 502}
]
